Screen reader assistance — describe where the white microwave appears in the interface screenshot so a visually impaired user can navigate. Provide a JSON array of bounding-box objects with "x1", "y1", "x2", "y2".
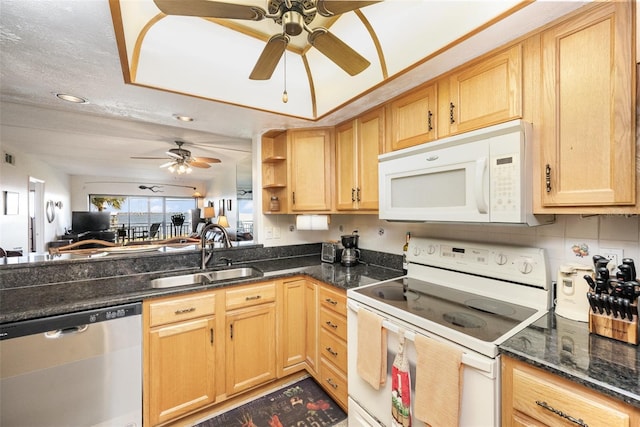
[{"x1": 378, "y1": 120, "x2": 554, "y2": 226}]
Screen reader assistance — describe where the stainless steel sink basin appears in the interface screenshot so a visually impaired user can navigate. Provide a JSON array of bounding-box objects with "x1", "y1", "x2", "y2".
[
  {"x1": 151, "y1": 273, "x2": 209, "y2": 288},
  {"x1": 151, "y1": 267, "x2": 260, "y2": 288},
  {"x1": 202, "y1": 267, "x2": 258, "y2": 282}
]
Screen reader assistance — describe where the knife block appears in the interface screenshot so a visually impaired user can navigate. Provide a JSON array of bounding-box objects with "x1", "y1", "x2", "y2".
[{"x1": 588, "y1": 306, "x2": 639, "y2": 345}]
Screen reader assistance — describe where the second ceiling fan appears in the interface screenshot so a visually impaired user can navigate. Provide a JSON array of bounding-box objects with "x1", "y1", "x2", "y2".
[
  {"x1": 153, "y1": 0, "x2": 380, "y2": 80},
  {"x1": 131, "y1": 141, "x2": 221, "y2": 174}
]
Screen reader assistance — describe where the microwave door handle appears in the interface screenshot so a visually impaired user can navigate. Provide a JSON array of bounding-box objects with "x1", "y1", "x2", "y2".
[{"x1": 474, "y1": 157, "x2": 489, "y2": 214}]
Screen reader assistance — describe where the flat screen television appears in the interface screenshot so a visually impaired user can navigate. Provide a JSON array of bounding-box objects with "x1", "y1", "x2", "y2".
[{"x1": 71, "y1": 211, "x2": 111, "y2": 233}]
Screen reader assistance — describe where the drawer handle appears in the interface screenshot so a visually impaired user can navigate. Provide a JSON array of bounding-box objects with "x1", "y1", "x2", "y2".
[
  {"x1": 175, "y1": 307, "x2": 196, "y2": 315},
  {"x1": 245, "y1": 295, "x2": 262, "y2": 301},
  {"x1": 325, "y1": 298, "x2": 338, "y2": 306},
  {"x1": 535, "y1": 401, "x2": 588, "y2": 427},
  {"x1": 326, "y1": 378, "x2": 338, "y2": 389},
  {"x1": 325, "y1": 346, "x2": 338, "y2": 357},
  {"x1": 545, "y1": 164, "x2": 552, "y2": 193},
  {"x1": 325, "y1": 321, "x2": 338, "y2": 329}
]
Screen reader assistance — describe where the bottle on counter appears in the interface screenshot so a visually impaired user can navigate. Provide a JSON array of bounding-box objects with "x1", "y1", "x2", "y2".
[{"x1": 402, "y1": 232, "x2": 411, "y2": 274}]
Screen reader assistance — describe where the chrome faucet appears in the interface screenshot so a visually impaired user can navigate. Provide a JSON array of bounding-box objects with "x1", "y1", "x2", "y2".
[{"x1": 200, "y1": 223, "x2": 232, "y2": 269}]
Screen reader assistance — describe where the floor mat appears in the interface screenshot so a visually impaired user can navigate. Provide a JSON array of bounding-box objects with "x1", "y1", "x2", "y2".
[{"x1": 194, "y1": 377, "x2": 347, "y2": 427}]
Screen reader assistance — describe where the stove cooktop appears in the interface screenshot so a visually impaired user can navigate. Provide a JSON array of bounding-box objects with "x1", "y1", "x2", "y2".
[{"x1": 353, "y1": 277, "x2": 537, "y2": 343}]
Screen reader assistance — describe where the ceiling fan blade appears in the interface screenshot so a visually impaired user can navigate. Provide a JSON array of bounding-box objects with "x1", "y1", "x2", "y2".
[
  {"x1": 194, "y1": 156, "x2": 221, "y2": 163},
  {"x1": 153, "y1": 0, "x2": 265, "y2": 20},
  {"x1": 130, "y1": 156, "x2": 168, "y2": 160},
  {"x1": 307, "y1": 28, "x2": 370, "y2": 76},
  {"x1": 189, "y1": 161, "x2": 211, "y2": 168},
  {"x1": 249, "y1": 34, "x2": 289, "y2": 80},
  {"x1": 316, "y1": 1, "x2": 380, "y2": 17},
  {"x1": 166, "y1": 151, "x2": 183, "y2": 159},
  {"x1": 159, "y1": 161, "x2": 176, "y2": 168}
]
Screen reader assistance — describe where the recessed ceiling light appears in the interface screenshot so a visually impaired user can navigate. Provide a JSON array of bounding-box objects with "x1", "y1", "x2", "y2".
[
  {"x1": 54, "y1": 93, "x2": 88, "y2": 104},
  {"x1": 173, "y1": 114, "x2": 194, "y2": 122}
]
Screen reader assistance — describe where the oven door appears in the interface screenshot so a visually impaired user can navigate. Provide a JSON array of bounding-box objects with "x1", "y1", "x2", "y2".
[
  {"x1": 378, "y1": 138, "x2": 490, "y2": 223},
  {"x1": 347, "y1": 300, "x2": 500, "y2": 427}
]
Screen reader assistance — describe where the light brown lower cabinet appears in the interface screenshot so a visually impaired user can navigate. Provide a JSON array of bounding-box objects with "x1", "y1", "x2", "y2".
[
  {"x1": 144, "y1": 292, "x2": 217, "y2": 426},
  {"x1": 502, "y1": 355, "x2": 640, "y2": 427},
  {"x1": 143, "y1": 278, "x2": 346, "y2": 426}
]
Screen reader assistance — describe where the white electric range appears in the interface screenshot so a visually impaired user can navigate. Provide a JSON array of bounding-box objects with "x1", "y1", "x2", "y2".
[{"x1": 346, "y1": 237, "x2": 551, "y2": 426}]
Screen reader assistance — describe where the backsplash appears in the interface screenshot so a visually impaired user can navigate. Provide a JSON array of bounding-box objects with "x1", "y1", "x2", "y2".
[{"x1": 262, "y1": 214, "x2": 640, "y2": 280}]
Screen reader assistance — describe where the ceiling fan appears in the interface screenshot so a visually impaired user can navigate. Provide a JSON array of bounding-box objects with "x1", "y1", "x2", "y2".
[
  {"x1": 131, "y1": 141, "x2": 221, "y2": 174},
  {"x1": 153, "y1": 0, "x2": 380, "y2": 80}
]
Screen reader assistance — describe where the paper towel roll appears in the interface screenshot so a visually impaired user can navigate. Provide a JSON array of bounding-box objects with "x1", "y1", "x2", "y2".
[{"x1": 296, "y1": 215, "x2": 330, "y2": 230}]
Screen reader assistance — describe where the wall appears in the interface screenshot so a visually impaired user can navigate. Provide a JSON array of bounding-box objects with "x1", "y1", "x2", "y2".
[{"x1": 1, "y1": 143, "x2": 71, "y2": 252}]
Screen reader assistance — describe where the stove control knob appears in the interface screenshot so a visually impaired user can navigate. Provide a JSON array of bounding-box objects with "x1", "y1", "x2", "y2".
[
  {"x1": 518, "y1": 259, "x2": 534, "y2": 274},
  {"x1": 425, "y1": 244, "x2": 437, "y2": 255},
  {"x1": 495, "y1": 253, "x2": 508, "y2": 265},
  {"x1": 414, "y1": 246, "x2": 422, "y2": 256}
]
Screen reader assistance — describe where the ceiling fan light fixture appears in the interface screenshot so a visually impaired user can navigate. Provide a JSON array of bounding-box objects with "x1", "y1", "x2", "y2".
[{"x1": 282, "y1": 10, "x2": 303, "y2": 36}]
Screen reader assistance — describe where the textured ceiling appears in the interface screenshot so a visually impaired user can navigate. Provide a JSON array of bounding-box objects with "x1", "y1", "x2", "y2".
[{"x1": 0, "y1": 0, "x2": 588, "y2": 184}]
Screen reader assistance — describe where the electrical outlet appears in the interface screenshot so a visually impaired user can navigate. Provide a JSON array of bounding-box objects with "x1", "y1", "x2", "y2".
[
  {"x1": 600, "y1": 248, "x2": 623, "y2": 266},
  {"x1": 273, "y1": 226, "x2": 281, "y2": 239},
  {"x1": 264, "y1": 227, "x2": 273, "y2": 239}
]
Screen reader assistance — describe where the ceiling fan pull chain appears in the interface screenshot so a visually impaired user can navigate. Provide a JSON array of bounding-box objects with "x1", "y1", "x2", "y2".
[{"x1": 282, "y1": 49, "x2": 288, "y2": 103}]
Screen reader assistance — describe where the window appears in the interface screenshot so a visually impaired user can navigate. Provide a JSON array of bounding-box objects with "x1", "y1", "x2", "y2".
[{"x1": 89, "y1": 195, "x2": 197, "y2": 240}]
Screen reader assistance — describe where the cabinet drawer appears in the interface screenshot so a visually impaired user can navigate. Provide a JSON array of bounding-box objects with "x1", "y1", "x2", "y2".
[
  {"x1": 225, "y1": 282, "x2": 276, "y2": 310},
  {"x1": 512, "y1": 366, "x2": 630, "y2": 427},
  {"x1": 320, "y1": 357, "x2": 347, "y2": 408},
  {"x1": 319, "y1": 286, "x2": 346, "y2": 315},
  {"x1": 148, "y1": 293, "x2": 216, "y2": 327},
  {"x1": 319, "y1": 327, "x2": 347, "y2": 371},
  {"x1": 320, "y1": 306, "x2": 347, "y2": 341}
]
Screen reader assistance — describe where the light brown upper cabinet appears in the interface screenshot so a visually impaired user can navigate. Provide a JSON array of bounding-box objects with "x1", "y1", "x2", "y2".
[
  {"x1": 536, "y1": 1, "x2": 636, "y2": 212},
  {"x1": 335, "y1": 108, "x2": 384, "y2": 211},
  {"x1": 389, "y1": 83, "x2": 437, "y2": 150},
  {"x1": 443, "y1": 44, "x2": 522, "y2": 136},
  {"x1": 288, "y1": 128, "x2": 334, "y2": 212}
]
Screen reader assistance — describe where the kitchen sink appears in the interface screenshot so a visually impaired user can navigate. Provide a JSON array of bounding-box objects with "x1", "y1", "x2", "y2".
[
  {"x1": 150, "y1": 267, "x2": 261, "y2": 288},
  {"x1": 151, "y1": 273, "x2": 209, "y2": 288},
  {"x1": 202, "y1": 267, "x2": 258, "y2": 282}
]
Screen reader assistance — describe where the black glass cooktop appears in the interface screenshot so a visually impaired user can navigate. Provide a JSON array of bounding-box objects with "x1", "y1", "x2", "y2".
[{"x1": 353, "y1": 277, "x2": 537, "y2": 342}]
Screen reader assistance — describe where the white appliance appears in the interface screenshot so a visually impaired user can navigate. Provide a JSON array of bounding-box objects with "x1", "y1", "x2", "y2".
[
  {"x1": 347, "y1": 237, "x2": 551, "y2": 426},
  {"x1": 378, "y1": 120, "x2": 554, "y2": 226},
  {"x1": 556, "y1": 263, "x2": 594, "y2": 322}
]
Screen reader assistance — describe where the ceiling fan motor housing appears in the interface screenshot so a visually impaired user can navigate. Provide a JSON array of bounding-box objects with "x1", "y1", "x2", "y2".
[{"x1": 270, "y1": 0, "x2": 316, "y2": 36}]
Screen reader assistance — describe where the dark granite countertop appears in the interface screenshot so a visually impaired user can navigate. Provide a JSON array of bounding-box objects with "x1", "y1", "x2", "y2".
[
  {"x1": 0, "y1": 255, "x2": 402, "y2": 324},
  {"x1": 499, "y1": 311, "x2": 640, "y2": 408}
]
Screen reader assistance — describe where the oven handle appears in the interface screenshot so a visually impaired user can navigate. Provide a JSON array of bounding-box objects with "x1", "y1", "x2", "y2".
[{"x1": 347, "y1": 300, "x2": 496, "y2": 376}]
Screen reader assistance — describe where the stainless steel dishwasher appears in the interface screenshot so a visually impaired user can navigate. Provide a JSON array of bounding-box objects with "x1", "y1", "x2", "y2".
[{"x1": 0, "y1": 302, "x2": 142, "y2": 427}]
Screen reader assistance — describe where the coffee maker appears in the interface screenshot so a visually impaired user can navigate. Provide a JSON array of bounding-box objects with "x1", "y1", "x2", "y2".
[{"x1": 341, "y1": 232, "x2": 360, "y2": 267}]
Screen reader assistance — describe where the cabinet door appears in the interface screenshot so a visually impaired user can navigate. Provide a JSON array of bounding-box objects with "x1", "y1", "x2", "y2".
[
  {"x1": 447, "y1": 44, "x2": 522, "y2": 135},
  {"x1": 539, "y1": 1, "x2": 634, "y2": 208},
  {"x1": 279, "y1": 278, "x2": 307, "y2": 375},
  {"x1": 305, "y1": 280, "x2": 318, "y2": 374},
  {"x1": 148, "y1": 317, "x2": 215, "y2": 426},
  {"x1": 357, "y1": 108, "x2": 383, "y2": 210},
  {"x1": 390, "y1": 83, "x2": 437, "y2": 150},
  {"x1": 289, "y1": 128, "x2": 333, "y2": 211},
  {"x1": 225, "y1": 303, "x2": 276, "y2": 395},
  {"x1": 335, "y1": 120, "x2": 357, "y2": 210}
]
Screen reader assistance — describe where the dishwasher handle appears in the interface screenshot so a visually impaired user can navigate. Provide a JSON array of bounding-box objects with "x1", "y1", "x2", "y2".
[{"x1": 44, "y1": 324, "x2": 89, "y2": 339}]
